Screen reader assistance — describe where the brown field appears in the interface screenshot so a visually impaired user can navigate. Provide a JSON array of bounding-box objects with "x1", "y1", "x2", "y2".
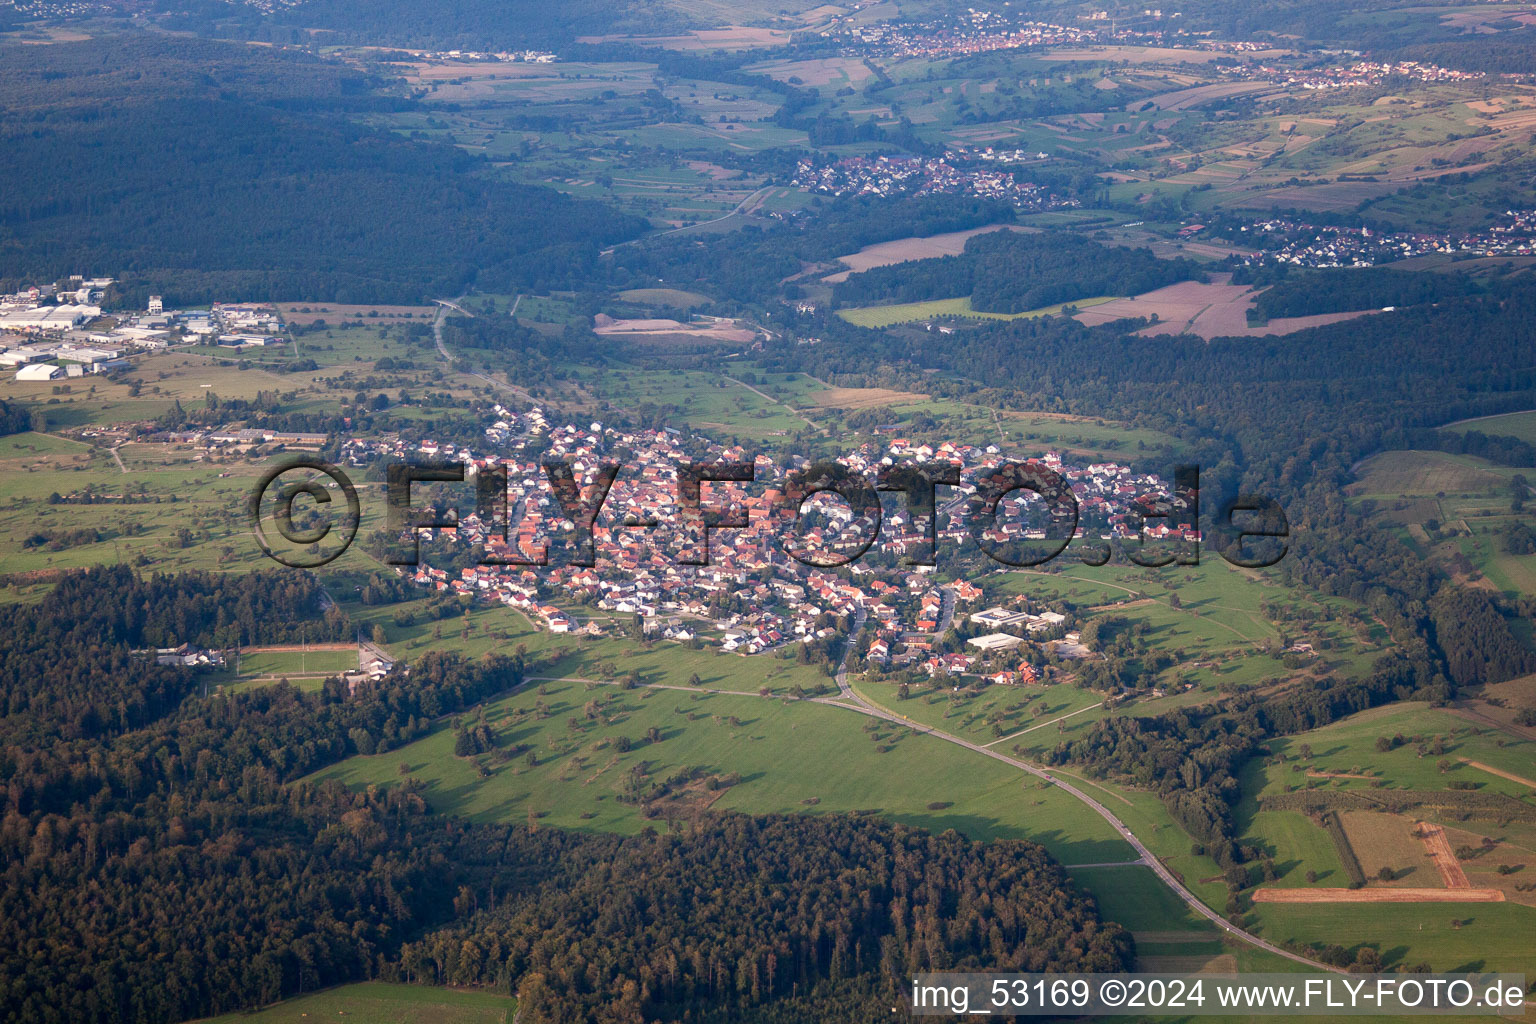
[
  {"x1": 746, "y1": 56, "x2": 874, "y2": 87},
  {"x1": 591, "y1": 315, "x2": 755, "y2": 343},
  {"x1": 1460, "y1": 759, "x2": 1536, "y2": 790},
  {"x1": 821, "y1": 224, "x2": 1033, "y2": 282},
  {"x1": 1138, "y1": 81, "x2": 1275, "y2": 111},
  {"x1": 1342, "y1": 811, "x2": 1444, "y2": 887},
  {"x1": 577, "y1": 26, "x2": 791, "y2": 50},
  {"x1": 1072, "y1": 278, "x2": 1379, "y2": 340},
  {"x1": 1416, "y1": 822, "x2": 1471, "y2": 889},
  {"x1": 811, "y1": 387, "x2": 930, "y2": 410},
  {"x1": 278, "y1": 303, "x2": 435, "y2": 325},
  {"x1": 1348, "y1": 450, "x2": 1508, "y2": 498},
  {"x1": 1252, "y1": 887, "x2": 1505, "y2": 903}
]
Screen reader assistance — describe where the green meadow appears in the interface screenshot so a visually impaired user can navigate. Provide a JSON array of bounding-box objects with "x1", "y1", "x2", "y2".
[
  {"x1": 198, "y1": 982, "x2": 513, "y2": 1024},
  {"x1": 310, "y1": 677, "x2": 1135, "y2": 867},
  {"x1": 837, "y1": 294, "x2": 1116, "y2": 328}
]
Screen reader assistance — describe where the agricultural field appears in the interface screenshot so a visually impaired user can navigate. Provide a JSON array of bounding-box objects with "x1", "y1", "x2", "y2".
[
  {"x1": 1349, "y1": 449, "x2": 1536, "y2": 599},
  {"x1": 1251, "y1": 901, "x2": 1536, "y2": 975},
  {"x1": 0, "y1": 435, "x2": 402, "y2": 581},
  {"x1": 1443, "y1": 409, "x2": 1536, "y2": 446},
  {"x1": 591, "y1": 364, "x2": 823, "y2": 439},
  {"x1": 1252, "y1": 702, "x2": 1536, "y2": 801},
  {"x1": 309, "y1": 677, "x2": 1138, "y2": 868},
  {"x1": 819, "y1": 223, "x2": 1032, "y2": 282},
  {"x1": 837, "y1": 294, "x2": 1116, "y2": 328},
  {"x1": 198, "y1": 982, "x2": 514, "y2": 1024}
]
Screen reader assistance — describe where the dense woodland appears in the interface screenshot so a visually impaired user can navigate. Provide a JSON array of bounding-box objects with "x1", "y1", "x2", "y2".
[
  {"x1": 831, "y1": 231, "x2": 1202, "y2": 313},
  {"x1": 1234, "y1": 265, "x2": 1482, "y2": 318},
  {"x1": 401, "y1": 814, "x2": 1130, "y2": 1022},
  {"x1": 0, "y1": 38, "x2": 643, "y2": 305},
  {"x1": 610, "y1": 196, "x2": 1019, "y2": 306},
  {"x1": 0, "y1": 568, "x2": 1124, "y2": 1024}
]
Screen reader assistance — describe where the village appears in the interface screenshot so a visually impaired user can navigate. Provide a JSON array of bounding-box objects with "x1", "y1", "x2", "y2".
[
  {"x1": 1234, "y1": 209, "x2": 1536, "y2": 268},
  {"x1": 790, "y1": 154, "x2": 1075, "y2": 209},
  {"x1": 331, "y1": 403, "x2": 1195, "y2": 686}
]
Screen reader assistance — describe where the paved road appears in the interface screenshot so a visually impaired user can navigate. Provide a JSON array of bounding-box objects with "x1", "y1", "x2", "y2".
[
  {"x1": 601, "y1": 185, "x2": 775, "y2": 253},
  {"x1": 833, "y1": 608, "x2": 867, "y2": 699},
  {"x1": 528, "y1": 654, "x2": 1329, "y2": 970},
  {"x1": 810, "y1": 687, "x2": 1334, "y2": 971},
  {"x1": 433, "y1": 299, "x2": 529, "y2": 399}
]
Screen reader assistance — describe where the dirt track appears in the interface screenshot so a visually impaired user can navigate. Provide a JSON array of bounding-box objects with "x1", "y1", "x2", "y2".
[
  {"x1": 1460, "y1": 758, "x2": 1536, "y2": 790},
  {"x1": 1253, "y1": 887, "x2": 1503, "y2": 903},
  {"x1": 1416, "y1": 822, "x2": 1471, "y2": 889}
]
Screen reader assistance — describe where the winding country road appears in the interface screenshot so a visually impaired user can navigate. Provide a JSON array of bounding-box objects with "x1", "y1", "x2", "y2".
[
  {"x1": 818, "y1": 636, "x2": 1331, "y2": 969},
  {"x1": 528, "y1": 654, "x2": 1331, "y2": 971},
  {"x1": 433, "y1": 298, "x2": 531, "y2": 400},
  {"x1": 526, "y1": 600, "x2": 1329, "y2": 967}
]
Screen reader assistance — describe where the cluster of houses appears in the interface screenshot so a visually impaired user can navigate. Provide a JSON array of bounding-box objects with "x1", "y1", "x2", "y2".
[
  {"x1": 349, "y1": 405, "x2": 1174, "y2": 665},
  {"x1": 826, "y1": 7, "x2": 1137, "y2": 59},
  {"x1": 1235, "y1": 210, "x2": 1536, "y2": 269},
  {"x1": 402, "y1": 48, "x2": 556, "y2": 63},
  {"x1": 945, "y1": 145, "x2": 1053, "y2": 165},
  {"x1": 1221, "y1": 58, "x2": 1484, "y2": 90},
  {"x1": 791, "y1": 156, "x2": 1074, "y2": 210}
]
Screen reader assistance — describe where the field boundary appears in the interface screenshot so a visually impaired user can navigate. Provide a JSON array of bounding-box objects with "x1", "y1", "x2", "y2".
[
  {"x1": 1459, "y1": 758, "x2": 1536, "y2": 791},
  {"x1": 1252, "y1": 887, "x2": 1504, "y2": 903},
  {"x1": 1321, "y1": 810, "x2": 1367, "y2": 887}
]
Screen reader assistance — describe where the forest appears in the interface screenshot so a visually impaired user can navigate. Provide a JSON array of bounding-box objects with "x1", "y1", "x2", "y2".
[
  {"x1": 1235, "y1": 265, "x2": 1481, "y2": 319},
  {"x1": 830, "y1": 231, "x2": 1202, "y2": 313},
  {"x1": 0, "y1": 568, "x2": 1125, "y2": 1024},
  {"x1": 0, "y1": 38, "x2": 644, "y2": 305}
]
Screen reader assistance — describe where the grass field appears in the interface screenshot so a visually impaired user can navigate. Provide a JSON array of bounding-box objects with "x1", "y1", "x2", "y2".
[
  {"x1": 592, "y1": 364, "x2": 821, "y2": 439},
  {"x1": 836, "y1": 294, "x2": 1116, "y2": 328},
  {"x1": 310, "y1": 677, "x2": 1135, "y2": 866},
  {"x1": 1350, "y1": 448, "x2": 1536, "y2": 599},
  {"x1": 1236, "y1": 808, "x2": 1349, "y2": 888},
  {"x1": 198, "y1": 982, "x2": 513, "y2": 1024},
  {"x1": 1349, "y1": 450, "x2": 1514, "y2": 500},
  {"x1": 235, "y1": 649, "x2": 358, "y2": 677},
  {"x1": 1251, "y1": 902, "x2": 1536, "y2": 974},
  {"x1": 1068, "y1": 865, "x2": 1215, "y2": 934},
  {"x1": 1254, "y1": 702, "x2": 1536, "y2": 801},
  {"x1": 1442, "y1": 409, "x2": 1536, "y2": 446}
]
